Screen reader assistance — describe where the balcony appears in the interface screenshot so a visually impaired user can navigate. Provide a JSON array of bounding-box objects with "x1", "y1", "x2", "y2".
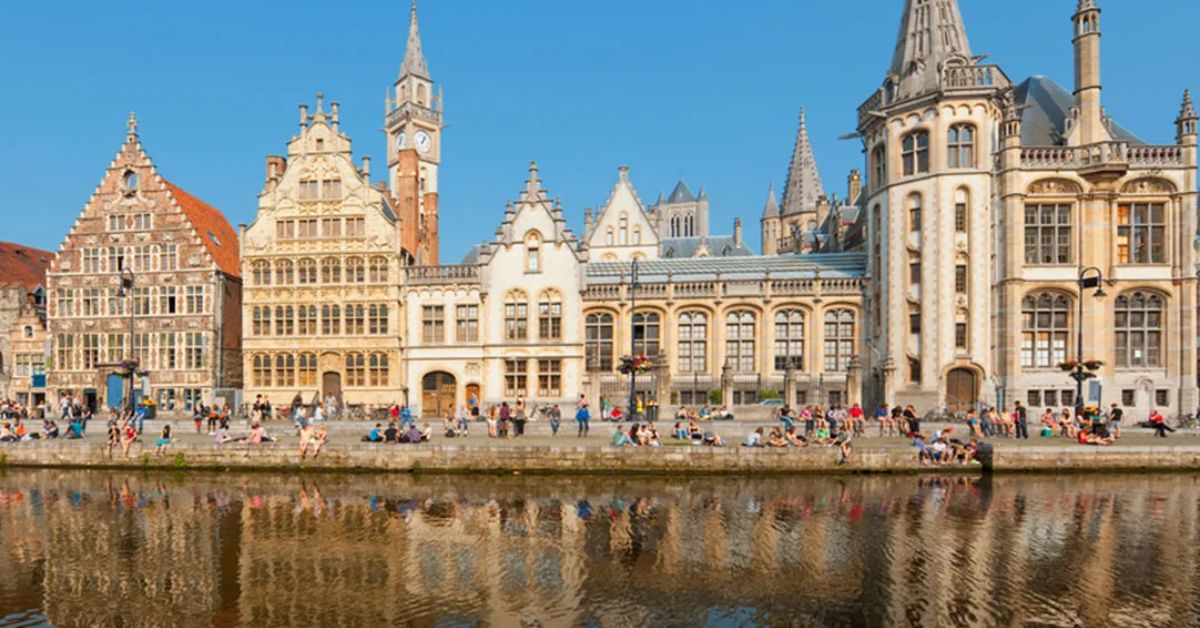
[
  {"x1": 405, "y1": 264, "x2": 479, "y2": 285},
  {"x1": 1020, "y1": 142, "x2": 1184, "y2": 173},
  {"x1": 386, "y1": 101, "x2": 442, "y2": 128}
]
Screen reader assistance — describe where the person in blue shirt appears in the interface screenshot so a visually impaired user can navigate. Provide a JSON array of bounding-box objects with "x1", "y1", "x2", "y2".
[
  {"x1": 134, "y1": 404, "x2": 148, "y2": 435},
  {"x1": 363, "y1": 423, "x2": 384, "y2": 443},
  {"x1": 611, "y1": 424, "x2": 632, "y2": 446},
  {"x1": 575, "y1": 402, "x2": 591, "y2": 438},
  {"x1": 400, "y1": 406, "x2": 414, "y2": 429}
]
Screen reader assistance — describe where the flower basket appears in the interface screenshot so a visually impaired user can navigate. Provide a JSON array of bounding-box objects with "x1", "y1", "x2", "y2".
[
  {"x1": 111, "y1": 359, "x2": 149, "y2": 378},
  {"x1": 617, "y1": 354, "x2": 654, "y2": 375}
]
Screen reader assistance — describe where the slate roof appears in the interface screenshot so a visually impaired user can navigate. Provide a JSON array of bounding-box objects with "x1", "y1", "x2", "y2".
[
  {"x1": 0, "y1": 242, "x2": 52, "y2": 292},
  {"x1": 661, "y1": 236, "x2": 754, "y2": 259},
  {"x1": 1014, "y1": 76, "x2": 1144, "y2": 146},
  {"x1": 587, "y1": 252, "x2": 867, "y2": 283},
  {"x1": 666, "y1": 180, "x2": 696, "y2": 204},
  {"x1": 164, "y1": 181, "x2": 241, "y2": 277}
]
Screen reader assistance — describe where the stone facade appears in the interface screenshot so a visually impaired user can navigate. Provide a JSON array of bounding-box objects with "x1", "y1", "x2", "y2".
[
  {"x1": 46, "y1": 115, "x2": 242, "y2": 414},
  {"x1": 0, "y1": 244, "x2": 51, "y2": 404},
  {"x1": 6, "y1": 297, "x2": 48, "y2": 407}
]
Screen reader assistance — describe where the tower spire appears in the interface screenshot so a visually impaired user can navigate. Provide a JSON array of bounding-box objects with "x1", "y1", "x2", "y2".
[
  {"x1": 400, "y1": 0, "x2": 429, "y2": 79},
  {"x1": 780, "y1": 108, "x2": 824, "y2": 217},
  {"x1": 761, "y1": 183, "x2": 779, "y2": 219},
  {"x1": 888, "y1": 0, "x2": 974, "y2": 101}
]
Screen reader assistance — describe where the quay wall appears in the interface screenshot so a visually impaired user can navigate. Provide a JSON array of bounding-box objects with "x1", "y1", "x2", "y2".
[{"x1": 2, "y1": 442, "x2": 1200, "y2": 475}]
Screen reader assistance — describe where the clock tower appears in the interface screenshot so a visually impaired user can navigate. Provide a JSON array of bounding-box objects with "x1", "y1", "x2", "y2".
[{"x1": 387, "y1": 0, "x2": 442, "y2": 264}]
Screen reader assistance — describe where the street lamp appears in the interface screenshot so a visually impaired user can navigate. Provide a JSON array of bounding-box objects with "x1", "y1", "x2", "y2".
[
  {"x1": 116, "y1": 268, "x2": 136, "y2": 413},
  {"x1": 1073, "y1": 266, "x2": 1106, "y2": 418},
  {"x1": 628, "y1": 258, "x2": 639, "y2": 421}
]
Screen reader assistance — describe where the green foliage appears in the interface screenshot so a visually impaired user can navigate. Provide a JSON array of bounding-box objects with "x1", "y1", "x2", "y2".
[
  {"x1": 173, "y1": 452, "x2": 188, "y2": 469},
  {"x1": 759, "y1": 389, "x2": 781, "y2": 401},
  {"x1": 708, "y1": 389, "x2": 723, "y2": 405}
]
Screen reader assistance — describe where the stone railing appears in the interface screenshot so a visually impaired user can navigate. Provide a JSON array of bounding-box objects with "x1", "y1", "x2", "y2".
[
  {"x1": 673, "y1": 282, "x2": 717, "y2": 299},
  {"x1": 771, "y1": 279, "x2": 815, "y2": 296},
  {"x1": 582, "y1": 284, "x2": 622, "y2": 301},
  {"x1": 941, "y1": 64, "x2": 1011, "y2": 91},
  {"x1": 1020, "y1": 147, "x2": 1079, "y2": 169},
  {"x1": 1128, "y1": 145, "x2": 1185, "y2": 168},
  {"x1": 1021, "y1": 142, "x2": 1184, "y2": 170},
  {"x1": 821, "y1": 278, "x2": 864, "y2": 295},
  {"x1": 386, "y1": 101, "x2": 442, "y2": 127},
  {"x1": 405, "y1": 264, "x2": 480, "y2": 285},
  {"x1": 776, "y1": 235, "x2": 809, "y2": 255}
]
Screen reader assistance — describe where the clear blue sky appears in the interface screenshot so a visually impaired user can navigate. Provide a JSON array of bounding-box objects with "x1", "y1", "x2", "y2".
[{"x1": 2, "y1": 0, "x2": 1194, "y2": 261}]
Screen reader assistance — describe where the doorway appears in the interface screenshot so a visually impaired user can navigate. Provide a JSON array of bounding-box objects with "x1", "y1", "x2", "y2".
[
  {"x1": 422, "y1": 371, "x2": 457, "y2": 419},
  {"x1": 945, "y1": 368, "x2": 978, "y2": 413},
  {"x1": 465, "y1": 383, "x2": 480, "y2": 410},
  {"x1": 322, "y1": 372, "x2": 342, "y2": 404}
]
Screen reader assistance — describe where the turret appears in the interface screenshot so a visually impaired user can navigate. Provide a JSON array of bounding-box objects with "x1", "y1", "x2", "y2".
[
  {"x1": 1071, "y1": 0, "x2": 1110, "y2": 145},
  {"x1": 1178, "y1": 89, "x2": 1197, "y2": 146}
]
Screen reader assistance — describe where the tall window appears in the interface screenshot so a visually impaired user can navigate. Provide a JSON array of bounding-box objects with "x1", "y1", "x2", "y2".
[
  {"x1": 585, "y1": 312, "x2": 614, "y2": 371},
  {"x1": 160, "y1": 244, "x2": 178, "y2": 271},
  {"x1": 456, "y1": 305, "x2": 479, "y2": 342},
  {"x1": 422, "y1": 305, "x2": 445, "y2": 344},
  {"x1": 298, "y1": 219, "x2": 317, "y2": 238},
  {"x1": 955, "y1": 264, "x2": 968, "y2": 293},
  {"x1": 322, "y1": 304, "x2": 340, "y2": 335},
  {"x1": 158, "y1": 333, "x2": 177, "y2": 370},
  {"x1": 298, "y1": 305, "x2": 317, "y2": 335},
  {"x1": 275, "y1": 306, "x2": 294, "y2": 336},
  {"x1": 321, "y1": 257, "x2": 342, "y2": 284},
  {"x1": 345, "y1": 304, "x2": 365, "y2": 335},
  {"x1": 538, "y1": 291, "x2": 562, "y2": 340},
  {"x1": 504, "y1": 359, "x2": 528, "y2": 397},
  {"x1": 677, "y1": 311, "x2": 708, "y2": 373},
  {"x1": 670, "y1": 216, "x2": 681, "y2": 238},
  {"x1": 345, "y1": 353, "x2": 365, "y2": 387},
  {"x1": 252, "y1": 261, "x2": 271, "y2": 286},
  {"x1": 823, "y1": 309, "x2": 855, "y2": 372},
  {"x1": 871, "y1": 144, "x2": 887, "y2": 188},
  {"x1": 773, "y1": 309, "x2": 805, "y2": 371},
  {"x1": 954, "y1": 189, "x2": 968, "y2": 233},
  {"x1": 505, "y1": 292, "x2": 528, "y2": 341},
  {"x1": 368, "y1": 304, "x2": 389, "y2": 335},
  {"x1": 257, "y1": 304, "x2": 274, "y2": 338},
  {"x1": 275, "y1": 354, "x2": 295, "y2": 387},
  {"x1": 725, "y1": 311, "x2": 756, "y2": 372},
  {"x1": 159, "y1": 286, "x2": 177, "y2": 315},
  {"x1": 901, "y1": 131, "x2": 929, "y2": 176},
  {"x1": 618, "y1": 215, "x2": 629, "y2": 245},
  {"x1": 1117, "y1": 203, "x2": 1166, "y2": 264},
  {"x1": 908, "y1": 194, "x2": 922, "y2": 232},
  {"x1": 368, "y1": 353, "x2": 389, "y2": 387},
  {"x1": 297, "y1": 258, "x2": 317, "y2": 284},
  {"x1": 1024, "y1": 204, "x2": 1072, "y2": 264},
  {"x1": 298, "y1": 353, "x2": 317, "y2": 387},
  {"x1": 321, "y1": 218, "x2": 342, "y2": 238},
  {"x1": 183, "y1": 332, "x2": 205, "y2": 369},
  {"x1": 345, "y1": 217, "x2": 365, "y2": 238},
  {"x1": 184, "y1": 286, "x2": 205, "y2": 314},
  {"x1": 252, "y1": 355, "x2": 271, "y2": 388},
  {"x1": 947, "y1": 124, "x2": 975, "y2": 168},
  {"x1": 369, "y1": 257, "x2": 389, "y2": 283},
  {"x1": 526, "y1": 232, "x2": 541, "y2": 272},
  {"x1": 1021, "y1": 292, "x2": 1070, "y2": 368},
  {"x1": 276, "y1": 220, "x2": 295, "y2": 239},
  {"x1": 632, "y1": 312, "x2": 661, "y2": 356},
  {"x1": 275, "y1": 260, "x2": 293, "y2": 285},
  {"x1": 537, "y1": 359, "x2": 562, "y2": 397},
  {"x1": 345, "y1": 257, "x2": 365, "y2": 283},
  {"x1": 1115, "y1": 292, "x2": 1163, "y2": 367},
  {"x1": 56, "y1": 335, "x2": 76, "y2": 370}
]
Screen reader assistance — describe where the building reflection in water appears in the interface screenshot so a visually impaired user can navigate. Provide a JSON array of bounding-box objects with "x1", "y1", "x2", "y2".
[{"x1": 0, "y1": 472, "x2": 1196, "y2": 626}]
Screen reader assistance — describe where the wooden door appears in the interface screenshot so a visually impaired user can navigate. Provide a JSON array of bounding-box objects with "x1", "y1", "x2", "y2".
[
  {"x1": 946, "y1": 369, "x2": 977, "y2": 413},
  {"x1": 422, "y1": 372, "x2": 457, "y2": 419},
  {"x1": 322, "y1": 372, "x2": 342, "y2": 404}
]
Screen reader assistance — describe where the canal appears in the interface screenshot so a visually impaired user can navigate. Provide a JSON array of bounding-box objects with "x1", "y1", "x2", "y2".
[{"x1": 0, "y1": 470, "x2": 1194, "y2": 627}]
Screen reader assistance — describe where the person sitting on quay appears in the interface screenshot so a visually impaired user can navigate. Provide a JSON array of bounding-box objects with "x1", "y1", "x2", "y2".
[
  {"x1": 1058, "y1": 408, "x2": 1077, "y2": 439},
  {"x1": 1150, "y1": 408, "x2": 1175, "y2": 438},
  {"x1": 402, "y1": 423, "x2": 425, "y2": 444},
  {"x1": 785, "y1": 426, "x2": 807, "y2": 447},
  {"x1": 42, "y1": 420, "x2": 59, "y2": 440},
  {"x1": 248, "y1": 422, "x2": 275, "y2": 444},
  {"x1": 0, "y1": 422, "x2": 16, "y2": 443},
  {"x1": 812, "y1": 424, "x2": 832, "y2": 446},
  {"x1": 442, "y1": 417, "x2": 462, "y2": 438},
  {"x1": 154, "y1": 425, "x2": 172, "y2": 456},
  {"x1": 363, "y1": 423, "x2": 385, "y2": 443},
  {"x1": 698, "y1": 404, "x2": 712, "y2": 420},
  {"x1": 701, "y1": 430, "x2": 725, "y2": 447},
  {"x1": 743, "y1": 427, "x2": 766, "y2": 448},
  {"x1": 766, "y1": 427, "x2": 788, "y2": 448},
  {"x1": 913, "y1": 433, "x2": 932, "y2": 465},
  {"x1": 713, "y1": 405, "x2": 734, "y2": 421},
  {"x1": 214, "y1": 424, "x2": 236, "y2": 444},
  {"x1": 848, "y1": 403, "x2": 865, "y2": 435},
  {"x1": 1077, "y1": 426, "x2": 1115, "y2": 446},
  {"x1": 834, "y1": 428, "x2": 853, "y2": 464},
  {"x1": 672, "y1": 421, "x2": 689, "y2": 440},
  {"x1": 779, "y1": 406, "x2": 796, "y2": 432},
  {"x1": 384, "y1": 421, "x2": 400, "y2": 443},
  {"x1": 611, "y1": 424, "x2": 633, "y2": 447}
]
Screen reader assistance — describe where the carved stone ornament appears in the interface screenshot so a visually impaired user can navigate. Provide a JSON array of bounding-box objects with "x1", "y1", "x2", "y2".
[
  {"x1": 1120, "y1": 178, "x2": 1175, "y2": 194},
  {"x1": 1027, "y1": 178, "x2": 1082, "y2": 195}
]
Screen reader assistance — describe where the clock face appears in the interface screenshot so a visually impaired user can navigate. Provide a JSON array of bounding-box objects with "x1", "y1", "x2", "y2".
[
  {"x1": 414, "y1": 130, "x2": 432, "y2": 154},
  {"x1": 395, "y1": 132, "x2": 407, "y2": 151}
]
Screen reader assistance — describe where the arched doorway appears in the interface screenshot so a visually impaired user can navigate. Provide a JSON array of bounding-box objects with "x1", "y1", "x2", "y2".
[
  {"x1": 422, "y1": 371, "x2": 457, "y2": 419},
  {"x1": 465, "y1": 383, "x2": 480, "y2": 409},
  {"x1": 322, "y1": 372, "x2": 342, "y2": 404},
  {"x1": 945, "y1": 368, "x2": 978, "y2": 413}
]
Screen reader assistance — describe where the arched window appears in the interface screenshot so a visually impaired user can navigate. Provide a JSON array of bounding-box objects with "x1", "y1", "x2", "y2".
[
  {"x1": 585, "y1": 312, "x2": 614, "y2": 371},
  {"x1": 322, "y1": 304, "x2": 340, "y2": 335},
  {"x1": 725, "y1": 311, "x2": 756, "y2": 372},
  {"x1": 632, "y1": 311, "x2": 661, "y2": 356},
  {"x1": 345, "y1": 353, "x2": 365, "y2": 387},
  {"x1": 123, "y1": 171, "x2": 139, "y2": 194},
  {"x1": 948, "y1": 124, "x2": 975, "y2": 168},
  {"x1": 954, "y1": 188, "x2": 969, "y2": 233},
  {"x1": 677, "y1": 311, "x2": 708, "y2": 373},
  {"x1": 297, "y1": 258, "x2": 317, "y2": 284},
  {"x1": 252, "y1": 354, "x2": 272, "y2": 387},
  {"x1": 525, "y1": 232, "x2": 541, "y2": 273},
  {"x1": 321, "y1": 257, "x2": 341, "y2": 284},
  {"x1": 1115, "y1": 292, "x2": 1164, "y2": 367},
  {"x1": 274, "y1": 354, "x2": 295, "y2": 387},
  {"x1": 901, "y1": 130, "x2": 929, "y2": 176},
  {"x1": 871, "y1": 144, "x2": 887, "y2": 188},
  {"x1": 368, "y1": 353, "x2": 389, "y2": 387},
  {"x1": 1020, "y1": 292, "x2": 1070, "y2": 368},
  {"x1": 252, "y1": 261, "x2": 271, "y2": 286},
  {"x1": 619, "y1": 214, "x2": 629, "y2": 245},
  {"x1": 684, "y1": 215, "x2": 695, "y2": 238},
  {"x1": 908, "y1": 193, "x2": 922, "y2": 232},
  {"x1": 505, "y1": 290, "x2": 528, "y2": 341},
  {"x1": 823, "y1": 309, "x2": 855, "y2": 372},
  {"x1": 773, "y1": 309, "x2": 805, "y2": 371},
  {"x1": 537, "y1": 289, "x2": 562, "y2": 340},
  {"x1": 368, "y1": 257, "x2": 389, "y2": 283},
  {"x1": 345, "y1": 257, "x2": 364, "y2": 283},
  {"x1": 298, "y1": 305, "x2": 317, "y2": 335},
  {"x1": 298, "y1": 353, "x2": 317, "y2": 387},
  {"x1": 275, "y1": 259, "x2": 294, "y2": 285},
  {"x1": 670, "y1": 216, "x2": 681, "y2": 238}
]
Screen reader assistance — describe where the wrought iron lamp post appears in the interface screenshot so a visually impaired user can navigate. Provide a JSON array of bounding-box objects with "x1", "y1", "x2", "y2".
[
  {"x1": 1073, "y1": 266, "x2": 1106, "y2": 418},
  {"x1": 116, "y1": 268, "x2": 136, "y2": 413},
  {"x1": 628, "y1": 258, "x2": 639, "y2": 420}
]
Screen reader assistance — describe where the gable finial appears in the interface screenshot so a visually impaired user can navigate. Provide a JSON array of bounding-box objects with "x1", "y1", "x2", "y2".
[{"x1": 126, "y1": 111, "x2": 138, "y2": 139}]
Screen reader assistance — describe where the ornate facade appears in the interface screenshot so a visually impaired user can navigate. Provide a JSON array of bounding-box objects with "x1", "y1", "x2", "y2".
[
  {"x1": 46, "y1": 115, "x2": 242, "y2": 413},
  {"x1": 0, "y1": 242, "x2": 51, "y2": 405}
]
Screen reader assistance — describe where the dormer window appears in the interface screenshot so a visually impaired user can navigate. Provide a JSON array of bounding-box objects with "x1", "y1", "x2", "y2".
[{"x1": 315, "y1": 139, "x2": 324, "y2": 151}]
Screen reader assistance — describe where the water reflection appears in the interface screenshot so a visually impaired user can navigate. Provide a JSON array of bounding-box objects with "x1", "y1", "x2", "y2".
[{"x1": 0, "y1": 472, "x2": 1196, "y2": 627}]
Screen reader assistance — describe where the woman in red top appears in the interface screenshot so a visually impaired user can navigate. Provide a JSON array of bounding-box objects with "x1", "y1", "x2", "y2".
[{"x1": 1150, "y1": 409, "x2": 1175, "y2": 438}]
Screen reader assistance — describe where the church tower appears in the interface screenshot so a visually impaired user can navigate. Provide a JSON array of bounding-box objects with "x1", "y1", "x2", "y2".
[{"x1": 386, "y1": 0, "x2": 443, "y2": 264}]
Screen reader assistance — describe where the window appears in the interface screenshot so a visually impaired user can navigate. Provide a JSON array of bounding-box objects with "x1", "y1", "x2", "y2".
[
  {"x1": 299, "y1": 180, "x2": 319, "y2": 200},
  {"x1": 275, "y1": 306, "x2": 294, "y2": 336},
  {"x1": 538, "y1": 292, "x2": 562, "y2": 340},
  {"x1": 108, "y1": 214, "x2": 126, "y2": 231},
  {"x1": 158, "y1": 333, "x2": 177, "y2": 370},
  {"x1": 955, "y1": 264, "x2": 968, "y2": 293},
  {"x1": 298, "y1": 305, "x2": 317, "y2": 335},
  {"x1": 605, "y1": 227, "x2": 614, "y2": 246},
  {"x1": 824, "y1": 309, "x2": 855, "y2": 372},
  {"x1": 1117, "y1": 203, "x2": 1166, "y2": 264},
  {"x1": 909, "y1": 261, "x2": 921, "y2": 285},
  {"x1": 298, "y1": 219, "x2": 317, "y2": 238},
  {"x1": 105, "y1": 333, "x2": 125, "y2": 363},
  {"x1": 298, "y1": 259, "x2": 317, "y2": 284},
  {"x1": 947, "y1": 124, "x2": 975, "y2": 168},
  {"x1": 124, "y1": 171, "x2": 139, "y2": 192},
  {"x1": 1024, "y1": 204, "x2": 1072, "y2": 264},
  {"x1": 160, "y1": 244, "x2": 178, "y2": 271},
  {"x1": 633, "y1": 312, "x2": 661, "y2": 356},
  {"x1": 276, "y1": 220, "x2": 295, "y2": 239},
  {"x1": 133, "y1": 333, "x2": 150, "y2": 364},
  {"x1": 537, "y1": 359, "x2": 562, "y2": 397},
  {"x1": 368, "y1": 304, "x2": 389, "y2": 335},
  {"x1": 901, "y1": 131, "x2": 929, "y2": 176},
  {"x1": 954, "y1": 189, "x2": 969, "y2": 233},
  {"x1": 1027, "y1": 390, "x2": 1042, "y2": 407},
  {"x1": 725, "y1": 311, "x2": 756, "y2": 372},
  {"x1": 1021, "y1": 292, "x2": 1070, "y2": 368},
  {"x1": 184, "y1": 286, "x2": 205, "y2": 314},
  {"x1": 345, "y1": 304, "x2": 365, "y2": 335},
  {"x1": 274, "y1": 354, "x2": 295, "y2": 387},
  {"x1": 1121, "y1": 389, "x2": 1135, "y2": 407},
  {"x1": 908, "y1": 194, "x2": 921, "y2": 232},
  {"x1": 871, "y1": 144, "x2": 886, "y2": 187},
  {"x1": 585, "y1": 312, "x2": 614, "y2": 371},
  {"x1": 1061, "y1": 389, "x2": 1075, "y2": 407},
  {"x1": 422, "y1": 305, "x2": 445, "y2": 343},
  {"x1": 909, "y1": 357, "x2": 922, "y2": 384},
  {"x1": 345, "y1": 217, "x2": 365, "y2": 238},
  {"x1": 252, "y1": 261, "x2": 271, "y2": 286},
  {"x1": 108, "y1": 246, "x2": 126, "y2": 273},
  {"x1": 525, "y1": 232, "x2": 541, "y2": 272},
  {"x1": 82, "y1": 248, "x2": 102, "y2": 273},
  {"x1": 505, "y1": 292, "x2": 528, "y2": 341},
  {"x1": 56, "y1": 289, "x2": 75, "y2": 317},
  {"x1": 678, "y1": 311, "x2": 709, "y2": 373},
  {"x1": 159, "y1": 286, "x2": 177, "y2": 314},
  {"x1": 369, "y1": 257, "x2": 389, "y2": 283},
  {"x1": 504, "y1": 359, "x2": 528, "y2": 397},
  {"x1": 298, "y1": 353, "x2": 317, "y2": 387},
  {"x1": 1115, "y1": 292, "x2": 1163, "y2": 367},
  {"x1": 275, "y1": 260, "x2": 293, "y2": 285},
  {"x1": 773, "y1": 309, "x2": 805, "y2": 371},
  {"x1": 183, "y1": 332, "x2": 205, "y2": 369},
  {"x1": 633, "y1": 226, "x2": 642, "y2": 245},
  {"x1": 1156, "y1": 389, "x2": 1169, "y2": 407},
  {"x1": 55, "y1": 334, "x2": 75, "y2": 370},
  {"x1": 322, "y1": 304, "x2": 340, "y2": 335},
  {"x1": 345, "y1": 257, "x2": 365, "y2": 283},
  {"x1": 618, "y1": 215, "x2": 629, "y2": 245},
  {"x1": 107, "y1": 289, "x2": 126, "y2": 316},
  {"x1": 346, "y1": 353, "x2": 365, "y2": 387},
  {"x1": 955, "y1": 322, "x2": 968, "y2": 349},
  {"x1": 368, "y1": 353, "x2": 389, "y2": 387},
  {"x1": 82, "y1": 288, "x2": 101, "y2": 316},
  {"x1": 322, "y1": 179, "x2": 342, "y2": 200},
  {"x1": 1044, "y1": 390, "x2": 1059, "y2": 407},
  {"x1": 670, "y1": 216, "x2": 681, "y2": 238},
  {"x1": 321, "y1": 257, "x2": 342, "y2": 284},
  {"x1": 456, "y1": 305, "x2": 479, "y2": 342},
  {"x1": 134, "y1": 213, "x2": 153, "y2": 231},
  {"x1": 252, "y1": 306, "x2": 271, "y2": 336},
  {"x1": 321, "y1": 218, "x2": 342, "y2": 238}
]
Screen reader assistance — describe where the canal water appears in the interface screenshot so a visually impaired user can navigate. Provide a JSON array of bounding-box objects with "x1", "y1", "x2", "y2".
[{"x1": 0, "y1": 470, "x2": 1194, "y2": 627}]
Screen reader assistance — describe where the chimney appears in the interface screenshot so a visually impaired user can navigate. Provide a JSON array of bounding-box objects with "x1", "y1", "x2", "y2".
[
  {"x1": 331, "y1": 101, "x2": 340, "y2": 131},
  {"x1": 298, "y1": 103, "x2": 308, "y2": 131},
  {"x1": 847, "y1": 170, "x2": 862, "y2": 204},
  {"x1": 361, "y1": 156, "x2": 371, "y2": 179},
  {"x1": 733, "y1": 217, "x2": 743, "y2": 246},
  {"x1": 816, "y1": 194, "x2": 831, "y2": 224}
]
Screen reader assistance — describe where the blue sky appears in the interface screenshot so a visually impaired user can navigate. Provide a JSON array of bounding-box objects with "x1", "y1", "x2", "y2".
[{"x1": 1, "y1": 0, "x2": 1194, "y2": 261}]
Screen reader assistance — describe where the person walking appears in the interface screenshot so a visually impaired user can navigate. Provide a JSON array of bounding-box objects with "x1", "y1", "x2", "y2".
[
  {"x1": 1014, "y1": 400, "x2": 1029, "y2": 440},
  {"x1": 575, "y1": 400, "x2": 591, "y2": 438},
  {"x1": 1108, "y1": 403, "x2": 1123, "y2": 439}
]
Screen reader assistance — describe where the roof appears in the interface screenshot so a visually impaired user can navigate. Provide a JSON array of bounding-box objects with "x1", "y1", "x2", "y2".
[
  {"x1": 587, "y1": 252, "x2": 867, "y2": 283},
  {"x1": 661, "y1": 236, "x2": 754, "y2": 259},
  {"x1": 889, "y1": 0, "x2": 973, "y2": 101},
  {"x1": 1014, "y1": 76, "x2": 1144, "y2": 146},
  {"x1": 666, "y1": 180, "x2": 696, "y2": 204},
  {"x1": 781, "y1": 108, "x2": 825, "y2": 216},
  {"x1": 0, "y1": 242, "x2": 52, "y2": 292},
  {"x1": 761, "y1": 184, "x2": 779, "y2": 219},
  {"x1": 460, "y1": 243, "x2": 487, "y2": 265},
  {"x1": 400, "y1": 1, "x2": 430, "y2": 79},
  {"x1": 164, "y1": 181, "x2": 241, "y2": 277}
]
